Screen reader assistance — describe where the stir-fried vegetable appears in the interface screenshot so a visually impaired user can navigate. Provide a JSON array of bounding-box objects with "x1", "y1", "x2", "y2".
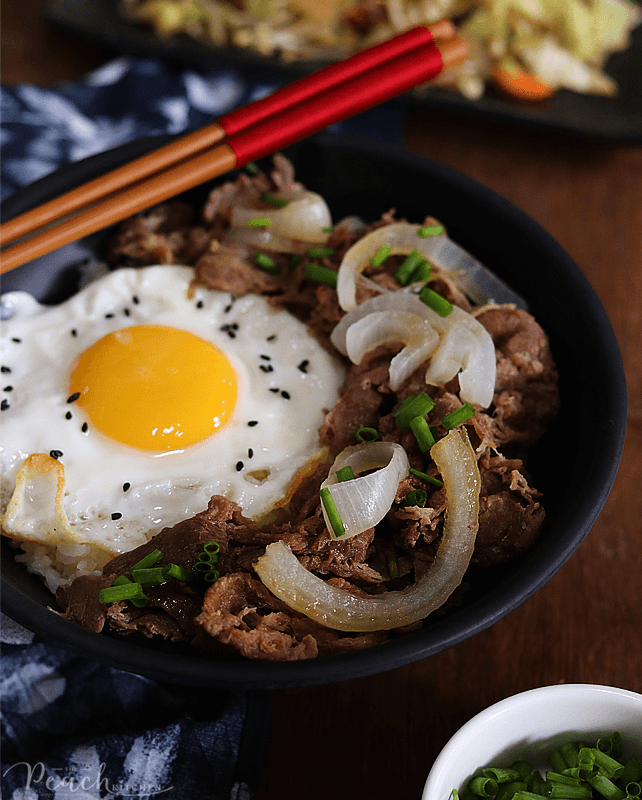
[{"x1": 254, "y1": 427, "x2": 480, "y2": 631}]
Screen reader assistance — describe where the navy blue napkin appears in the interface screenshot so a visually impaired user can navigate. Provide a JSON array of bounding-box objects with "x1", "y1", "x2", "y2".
[{"x1": 0, "y1": 54, "x2": 405, "y2": 799}]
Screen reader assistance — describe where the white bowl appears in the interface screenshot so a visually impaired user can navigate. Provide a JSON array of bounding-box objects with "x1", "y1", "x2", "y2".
[{"x1": 422, "y1": 684, "x2": 642, "y2": 800}]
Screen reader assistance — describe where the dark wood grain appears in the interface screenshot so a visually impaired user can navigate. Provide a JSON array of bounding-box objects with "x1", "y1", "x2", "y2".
[{"x1": 2, "y1": 6, "x2": 640, "y2": 798}]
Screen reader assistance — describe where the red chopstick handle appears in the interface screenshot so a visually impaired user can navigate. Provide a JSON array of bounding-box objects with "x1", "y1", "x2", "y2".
[
  {"x1": 226, "y1": 41, "x2": 445, "y2": 165},
  {"x1": 218, "y1": 25, "x2": 437, "y2": 137}
]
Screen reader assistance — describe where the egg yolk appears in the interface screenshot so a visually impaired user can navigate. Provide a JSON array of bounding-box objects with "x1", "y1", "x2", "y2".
[{"x1": 69, "y1": 325, "x2": 238, "y2": 451}]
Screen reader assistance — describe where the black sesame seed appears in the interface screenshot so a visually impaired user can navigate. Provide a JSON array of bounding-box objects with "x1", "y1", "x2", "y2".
[
  {"x1": 248, "y1": 420, "x2": 258, "y2": 427},
  {"x1": 50, "y1": 450, "x2": 63, "y2": 459},
  {"x1": 236, "y1": 461, "x2": 244, "y2": 471},
  {"x1": 65, "y1": 411, "x2": 72, "y2": 420},
  {"x1": 111, "y1": 512, "x2": 122, "y2": 521},
  {"x1": 224, "y1": 304, "x2": 233, "y2": 313},
  {"x1": 1, "y1": 399, "x2": 9, "y2": 411},
  {"x1": 82, "y1": 422, "x2": 88, "y2": 433},
  {"x1": 123, "y1": 308, "x2": 130, "y2": 316},
  {"x1": 266, "y1": 335, "x2": 276, "y2": 341},
  {"x1": 298, "y1": 360, "x2": 310, "y2": 373},
  {"x1": 132, "y1": 295, "x2": 140, "y2": 304},
  {"x1": 67, "y1": 392, "x2": 81, "y2": 403},
  {"x1": 228, "y1": 331, "x2": 237, "y2": 339},
  {"x1": 12, "y1": 338, "x2": 21, "y2": 343},
  {"x1": 231, "y1": 323, "x2": 239, "y2": 330},
  {"x1": 1, "y1": 366, "x2": 11, "y2": 373},
  {"x1": 220, "y1": 324, "x2": 230, "y2": 331},
  {"x1": 248, "y1": 448, "x2": 254, "y2": 458},
  {"x1": 259, "y1": 364, "x2": 274, "y2": 373},
  {"x1": 196, "y1": 300, "x2": 204, "y2": 309},
  {"x1": 260, "y1": 354, "x2": 271, "y2": 361},
  {"x1": 71, "y1": 329, "x2": 78, "y2": 337},
  {"x1": 3, "y1": 386, "x2": 13, "y2": 392},
  {"x1": 281, "y1": 390, "x2": 291, "y2": 400},
  {"x1": 269, "y1": 388, "x2": 279, "y2": 393},
  {"x1": 105, "y1": 313, "x2": 114, "y2": 319},
  {"x1": 122, "y1": 482, "x2": 131, "y2": 492}
]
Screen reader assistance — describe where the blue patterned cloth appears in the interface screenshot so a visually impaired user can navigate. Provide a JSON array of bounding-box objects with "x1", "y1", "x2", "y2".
[{"x1": 0, "y1": 55, "x2": 405, "y2": 800}]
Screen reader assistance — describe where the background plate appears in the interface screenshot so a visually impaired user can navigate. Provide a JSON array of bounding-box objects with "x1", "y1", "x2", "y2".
[{"x1": 44, "y1": 0, "x2": 642, "y2": 142}]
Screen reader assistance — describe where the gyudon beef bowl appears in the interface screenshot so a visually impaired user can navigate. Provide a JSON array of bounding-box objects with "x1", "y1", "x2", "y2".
[{"x1": 0, "y1": 133, "x2": 626, "y2": 688}]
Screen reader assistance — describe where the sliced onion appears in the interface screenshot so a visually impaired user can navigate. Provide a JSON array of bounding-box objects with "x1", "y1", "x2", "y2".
[
  {"x1": 223, "y1": 225, "x2": 300, "y2": 254},
  {"x1": 345, "y1": 311, "x2": 440, "y2": 391},
  {"x1": 335, "y1": 222, "x2": 526, "y2": 311},
  {"x1": 230, "y1": 190, "x2": 332, "y2": 244},
  {"x1": 255, "y1": 427, "x2": 480, "y2": 632},
  {"x1": 331, "y1": 291, "x2": 496, "y2": 408},
  {"x1": 319, "y1": 442, "x2": 409, "y2": 541}
]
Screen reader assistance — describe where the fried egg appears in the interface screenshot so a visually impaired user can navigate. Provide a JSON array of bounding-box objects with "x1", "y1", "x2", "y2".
[{"x1": 0, "y1": 265, "x2": 345, "y2": 585}]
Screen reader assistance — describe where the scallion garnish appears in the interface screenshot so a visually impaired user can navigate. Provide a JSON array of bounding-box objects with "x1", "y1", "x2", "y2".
[
  {"x1": 417, "y1": 224, "x2": 443, "y2": 237},
  {"x1": 410, "y1": 260, "x2": 432, "y2": 282},
  {"x1": 322, "y1": 226, "x2": 334, "y2": 233},
  {"x1": 162, "y1": 563, "x2": 192, "y2": 582},
  {"x1": 409, "y1": 467, "x2": 443, "y2": 488},
  {"x1": 409, "y1": 416, "x2": 436, "y2": 452},
  {"x1": 290, "y1": 254, "x2": 303, "y2": 269},
  {"x1": 387, "y1": 552, "x2": 400, "y2": 579},
  {"x1": 441, "y1": 402, "x2": 474, "y2": 430},
  {"x1": 303, "y1": 262, "x2": 338, "y2": 288},
  {"x1": 419, "y1": 284, "x2": 453, "y2": 317},
  {"x1": 306, "y1": 246, "x2": 334, "y2": 258},
  {"x1": 99, "y1": 581, "x2": 148, "y2": 605},
  {"x1": 247, "y1": 217, "x2": 272, "y2": 228},
  {"x1": 406, "y1": 489, "x2": 427, "y2": 506},
  {"x1": 244, "y1": 162, "x2": 259, "y2": 175},
  {"x1": 356, "y1": 427, "x2": 378, "y2": 442},
  {"x1": 371, "y1": 245, "x2": 392, "y2": 267},
  {"x1": 131, "y1": 549, "x2": 163, "y2": 571},
  {"x1": 394, "y1": 392, "x2": 436, "y2": 430},
  {"x1": 130, "y1": 567, "x2": 168, "y2": 586},
  {"x1": 336, "y1": 465, "x2": 355, "y2": 482},
  {"x1": 394, "y1": 250, "x2": 426, "y2": 286},
  {"x1": 255, "y1": 253, "x2": 279, "y2": 274},
  {"x1": 260, "y1": 193, "x2": 289, "y2": 208},
  {"x1": 203, "y1": 541, "x2": 221, "y2": 557},
  {"x1": 320, "y1": 486, "x2": 346, "y2": 537}
]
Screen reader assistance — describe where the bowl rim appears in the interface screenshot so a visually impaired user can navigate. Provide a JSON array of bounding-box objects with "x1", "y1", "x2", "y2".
[{"x1": 0, "y1": 132, "x2": 628, "y2": 688}]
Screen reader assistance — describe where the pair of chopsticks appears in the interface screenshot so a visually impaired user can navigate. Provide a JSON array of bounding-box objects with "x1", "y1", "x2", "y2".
[{"x1": 0, "y1": 22, "x2": 467, "y2": 275}]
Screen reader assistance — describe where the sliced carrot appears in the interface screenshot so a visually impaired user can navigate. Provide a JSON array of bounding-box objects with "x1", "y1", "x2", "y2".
[{"x1": 491, "y1": 65, "x2": 555, "y2": 101}]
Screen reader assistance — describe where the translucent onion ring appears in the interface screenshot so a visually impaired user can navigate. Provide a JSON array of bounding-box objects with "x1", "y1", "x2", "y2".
[
  {"x1": 319, "y1": 441, "x2": 409, "y2": 541},
  {"x1": 331, "y1": 291, "x2": 496, "y2": 408},
  {"x1": 229, "y1": 190, "x2": 332, "y2": 244},
  {"x1": 254, "y1": 428, "x2": 480, "y2": 632}
]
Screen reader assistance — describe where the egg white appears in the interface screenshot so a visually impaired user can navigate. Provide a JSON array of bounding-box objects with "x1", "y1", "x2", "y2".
[{"x1": 0, "y1": 265, "x2": 345, "y2": 560}]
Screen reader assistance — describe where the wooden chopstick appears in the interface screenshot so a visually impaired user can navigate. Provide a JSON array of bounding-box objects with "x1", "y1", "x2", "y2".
[{"x1": 0, "y1": 30, "x2": 467, "y2": 275}]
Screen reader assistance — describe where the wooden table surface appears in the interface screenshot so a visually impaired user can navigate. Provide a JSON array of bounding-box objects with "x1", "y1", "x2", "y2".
[{"x1": 2, "y1": 4, "x2": 641, "y2": 798}]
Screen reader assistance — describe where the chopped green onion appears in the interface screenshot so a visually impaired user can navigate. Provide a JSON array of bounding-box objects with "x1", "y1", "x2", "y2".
[
  {"x1": 512, "y1": 762, "x2": 534, "y2": 782},
  {"x1": 290, "y1": 254, "x2": 303, "y2": 269},
  {"x1": 131, "y1": 549, "x2": 163, "y2": 571},
  {"x1": 255, "y1": 253, "x2": 279, "y2": 274},
  {"x1": 419, "y1": 284, "x2": 453, "y2": 317},
  {"x1": 561, "y1": 743, "x2": 581, "y2": 769},
  {"x1": 371, "y1": 245, "x2": 392, "y2": 267},
  {"x1": 442, "y1": 402, "x2": 475, "y2": 430},
  {"x1": 356, "y1": 427, "x2": 378, "y2": 443},
  {"x1": 394, "y1": 250, "x2": 426, "y2": 286},
  {"x1": 586, "y1": 773, "x2": 626, "y2": 800},
  {"x1": 99, "y1": 582, "x2": 148, "y2": 605},
  {"x1": 162, "y1": 563, "x2": 192, "y2": 582},
  {"x1": 549, "y1": 785, "x2": 593, "y2": 800},
  {"x1": 621, "y1": 757, "x2": 642, "y2": 786},
  {"x1": 203, "y1": 541, "x2": 221, "y2": 557},
  {"x1": 598, "y1": 734, "x2": 623, "y2": 758},
  {"x1": 260, "y1": 193, "x2": 289, "y2": 208},
  {"x1": 306, "y1": 246, "x2": 334, "y2": 258},
  {"x1": 336, "y1": 465, "x2": 355, "y2": 482},
  {"x1": 244, "y1": 162, "x2": 259, "y2": 175},
  {"x1": 548, "y1": 773, "x2": 584, "y2": 787},
  {"x1": 112, "y1": 575, "x2": 133, "y2": 587},
  {"x1": 322, "y1": 226, "x2": 334, "y2": 233},
  {"x1": 194, "y1": 561, "x2": 215, "y2": 572},
  {"x1": 406, "y1": 489, "x2": 427, "y2": 506},
  {"x1": 409, "y1": 415, "x2": 436, "y2": 452},
  {"x1": 409, "y1": 468, "x2": 443, "y2": 488},
  {"x1": 393, "y1": 391, "x2": 436, "y2": 430},
  {"x1": 247, "y1": 217, "x2": 273, "y2": 228},
  {"x1": 482, "y1": 769, "x2": 523, "y2": 784},
  {"x1": 497, "y1": 782, "x2": 528, "y2": 800},
  {"x1": 549, "y1": 750, "x2": 571, "y2": 774},
  {"x1": 130, "y1": 567, "x2": 168, "y2": 586},
  {"x1": 303, "y1": 262, "x2": 337, "y2": 288},
  {"x1": 513, "y1": 793, "x2": 556, "y2": 800},
  {"x1": 386, "y1": 552, "x2": 400, "y2": 579},
  {"x1": 418, "y1": 224, "x2": 444, "y2": 237},
  {"x1": 320, "y1": 486, "x2": 346, "y2": 537},
  {"x1": 625, "y1": 782, "x2": 641, "y2": 797},
  {"x1": 469, "y1": 776, "x2": 498, "y2": 797},
  {"x1": 409, "y1": 260, "x2": 432, "y2": 282},
  {"x1": 204, "y1": 569, "x2": 220, "y2": 584}
]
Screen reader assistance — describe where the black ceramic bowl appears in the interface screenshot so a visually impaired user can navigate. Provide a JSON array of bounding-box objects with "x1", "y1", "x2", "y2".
[{"x1": 0, "y1": 133, "x2": 627, "y2": 688}]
